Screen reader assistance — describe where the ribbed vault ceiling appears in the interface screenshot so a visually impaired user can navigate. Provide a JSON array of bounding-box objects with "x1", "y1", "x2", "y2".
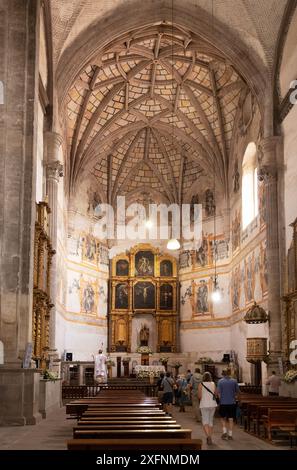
[{"x1": 66, "y1": 23, "x2": 248, "y2": 203}]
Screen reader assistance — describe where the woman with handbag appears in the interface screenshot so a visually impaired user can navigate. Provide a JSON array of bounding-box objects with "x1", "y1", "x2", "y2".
[{"x1": 198, "y1": 371, "x2": 218, "y2": 445}]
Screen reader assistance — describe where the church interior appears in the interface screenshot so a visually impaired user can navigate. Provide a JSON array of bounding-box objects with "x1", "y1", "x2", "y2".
[{"x1": 1, "y1": 0, "x2": 297, "y2": 452}]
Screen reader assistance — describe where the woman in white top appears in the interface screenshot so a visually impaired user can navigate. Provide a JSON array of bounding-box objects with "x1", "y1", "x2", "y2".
[{"x1": 198, "y1": 372, "x2": 217, "y2": 445}]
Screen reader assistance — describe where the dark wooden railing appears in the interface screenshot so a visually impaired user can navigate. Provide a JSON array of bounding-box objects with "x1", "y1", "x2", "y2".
[
  {"x1": 62, "y1": 382, "x2": 157, "y2": 400},
  {"x1": 239, "y1": 385, "x2": 262, "y2": 394}
]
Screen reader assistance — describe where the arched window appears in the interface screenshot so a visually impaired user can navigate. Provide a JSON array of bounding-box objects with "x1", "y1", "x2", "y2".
[{"x1": 242, "y1": 142, "x2": 258, "y2": 229}]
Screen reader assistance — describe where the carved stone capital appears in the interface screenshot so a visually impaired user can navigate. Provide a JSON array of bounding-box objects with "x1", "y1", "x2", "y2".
[
  {"x1": 258, "y1": 136, "x2": 283, "y2": 168},
  {"x1": 46, "y1": 161, "x2": 64, "y2": 181}
]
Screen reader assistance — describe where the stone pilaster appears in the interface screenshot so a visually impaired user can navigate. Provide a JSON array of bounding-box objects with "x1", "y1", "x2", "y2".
[
  {"x1": 44, "y1": 132, "x2": 63, "y2": 350},
  {"x1": 258, "y1": 137, "x2": 283, "y2": 368},
  {"x1": 0, "y1": 0, "x2": 39, "y2": 366}
]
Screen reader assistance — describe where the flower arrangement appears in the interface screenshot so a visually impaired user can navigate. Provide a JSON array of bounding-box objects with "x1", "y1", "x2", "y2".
[
  {"x1": 42, "y1": 369, "x2": 58, "y2": 381},
  {"x1": 196, "y1": 357, "x2": 214, "y2": 364},
  {"x1": 137, "y1": 369, "x2": 160, "y2": 378},
  {"x1": 106, "y1": 358, "x2": 115, "y2": 367},
  {"x1": 136, "y1": 346, "x2": 153, "y2": 354},
  {"x1": 171, "y1": 361, "x2": 182, "y2": 368},
  {"x1": 159, "y1": 356, "x2": 169, "y2": 364},
  {"x1": 283, "y1": 369, "x2": 297, "y2": 383}
]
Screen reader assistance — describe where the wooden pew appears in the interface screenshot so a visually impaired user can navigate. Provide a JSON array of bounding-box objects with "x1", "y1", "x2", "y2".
[
  {"x1": 73, "y1": 424, "x2": 181, "y2": 434},
  {"x1": 67, "y1": 438, "x2": 202, "y2": 451},
  {"x1": 73, "y1": 428, "x2": 192, "y2": 440},
  {"x1": 262, "y1": 409, "x2": 297, "y2": 440}
]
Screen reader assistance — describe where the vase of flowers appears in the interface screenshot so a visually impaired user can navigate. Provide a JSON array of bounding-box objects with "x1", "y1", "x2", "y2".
[
  {"x1": 159, "y1": 357, "x2": 169, "y2": 371},
  {"x1": 283, "y1": 369, "x2": 297, "y2": 383},
  {"x1": 171, "y1": 361, "x2": 182, "y2": 377}
]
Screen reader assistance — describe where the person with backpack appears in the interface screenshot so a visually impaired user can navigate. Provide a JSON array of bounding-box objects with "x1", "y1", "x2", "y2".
[
  {"x1": 156, "y1": 372, "x2": 165, "y2": 405},
  {"x1": 161, "y1": 371, "x2": 175, "y2": 415},
  {"x1": 176, "y1": 374, "x2": 188, "y2": 412},
  {"x1": 198, "y1": 371, "x2": 218, "y2": 445},
  {"x1": 189, "y1": 367, "x2": 203, "y2": 421}
]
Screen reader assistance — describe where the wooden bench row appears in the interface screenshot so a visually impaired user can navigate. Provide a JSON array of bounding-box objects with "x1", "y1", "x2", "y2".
[{"x1": 66, "y1": 389, "x2": 201, "y2": 451}]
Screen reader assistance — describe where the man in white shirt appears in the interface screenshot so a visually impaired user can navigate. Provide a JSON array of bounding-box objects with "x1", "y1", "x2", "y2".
[{"x1": 266, "y1": 371, "x2": 281, "y2": 396}]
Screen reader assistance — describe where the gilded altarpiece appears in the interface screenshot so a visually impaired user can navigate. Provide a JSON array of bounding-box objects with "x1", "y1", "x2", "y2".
[
  {"x1": 109, "y1": 244, "x2": 178, "y2": 353},
  {"x1": 283, "y1": 219, "x2": 297, "y2": 363},
  {"x1": 32, "y1": 202, "x2": 55, "y2": 367}
]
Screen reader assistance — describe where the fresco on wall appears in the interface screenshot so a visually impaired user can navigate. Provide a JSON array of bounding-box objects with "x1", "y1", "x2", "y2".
[
  {"x1": 231, "y1": 265, "x2": 241, "y2": 311},
  {"x1": 190, "y1": 194, "x2": 199, "y2": 224},
  {"x1": 205, "y1": 189, "x2": 215, "y2": 217},
  {"x1": 233, "y1": 159, "x2": 240, "y2": 193},
  {"x1": 232, "y1": 210, "x2": 241, "y2": 251},
  {"x1": 197, "y1": 281, "x2": 209, "y2": 313},
  {"x1": 80, "y1": 278, "x2": 98, "y2": 315},
  {"x1": 99, "y1": 245, "x2": 109, "y2": 266},
  {"x1": 260, "y1": 242, "x2": 268, "y2": 294},
  {"x1": 82, "y1": 234, "x2": 97, "y2": 264},
  {"x1": 244, "y1": 253, "x2": 255, "y2": 304},
  {"x1": 196, "y1": 239, "x2": 209, "y2": 266},
  {"x1": 190, "y1": 279, "x2": 213, "y2": 316},
  {"x1": 179, "y1": 250, "x2": 191, "y2": 269},
  {"x1": 87, "y1": 189, "x2": 101, "y2": 217}
]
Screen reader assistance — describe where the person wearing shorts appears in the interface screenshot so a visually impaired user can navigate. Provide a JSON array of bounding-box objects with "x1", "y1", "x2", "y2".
[{"x1": 217, "y1": 369, "x2": 240, "y2": 440}]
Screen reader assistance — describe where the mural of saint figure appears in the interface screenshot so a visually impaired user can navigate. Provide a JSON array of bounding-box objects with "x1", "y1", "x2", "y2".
[
  {"x1": 85, "y1": 235, "x2": 96, "y2": 261},
  {"x1": 197, "y1": 281, "x2": 208, "y2": 313},
  {"x1": 83, "y1": 283, "x2": 95, "y2": 313},
  {"x1": 205, "y1": 189, "x2": 215, "y2": 217},
  {"x1": 196, "y1": 240, "x2": 208, "y2": 267}
]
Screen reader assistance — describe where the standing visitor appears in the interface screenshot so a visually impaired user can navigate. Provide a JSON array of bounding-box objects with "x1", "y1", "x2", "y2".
[
  {"x1": 93, "y1": 349, "x2": 107, "y2": 383},
  {"x1": 198, "y1": 372, "x2": 217, "y2": 445},
  {"x1": 217, "y1": 368, "x2": 240, "y2": 440},
  {"x1": 189, "y1": 368, "x2": 203, "y2": 421},
  {"x1": 266, "y1": 371, "x2": 281, "y2": 396}
]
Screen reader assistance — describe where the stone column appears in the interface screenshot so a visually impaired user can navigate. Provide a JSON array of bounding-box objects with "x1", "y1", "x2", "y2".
[
  {"x1": 45, "y1": 132, "x2": 63, "y2": 350},
  {"x1": 0, "y1": 0, "x2": 39, "y2": 366},
  {"x1": 258, "y1": 137, "x2": 283, "y2": 368},
  {"x1": 0, "y1": 0, "x2": 43, "y2": 425}
]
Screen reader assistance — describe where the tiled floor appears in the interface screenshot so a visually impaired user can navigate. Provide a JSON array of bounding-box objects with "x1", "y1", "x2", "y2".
[{"x1": 0, "y1": 405, "x2": 292, "y2": 450}]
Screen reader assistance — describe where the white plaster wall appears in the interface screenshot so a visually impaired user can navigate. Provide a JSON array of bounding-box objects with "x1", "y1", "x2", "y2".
[
  {"x1": 283, "y1": 104, "x2": 297, "y2": 251},
  {"x1": 55, "y1": 310, "x2": 67, "y2": 357},
  {"x1": 180, "y1": 327, "x2": 231, "y2": 361},
  {"x1": 63, "y1": 322, "x2": 107, "y2": 361}
]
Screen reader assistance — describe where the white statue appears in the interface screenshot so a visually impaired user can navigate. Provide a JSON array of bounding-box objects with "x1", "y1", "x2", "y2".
[{"x1": 93, "y1": 349, "x2": 107, "y2": 383}]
